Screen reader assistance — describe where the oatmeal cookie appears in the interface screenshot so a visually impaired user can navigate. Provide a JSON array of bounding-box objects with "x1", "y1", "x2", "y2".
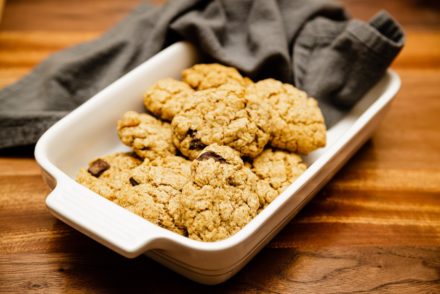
[
  {"x1": 129, "y1": 155, "x2": 191, "y2": 192},
  {"x1": 76, "y1": 152, "x2": 142, "y2": 201},
  {"x1": 116, "y1": 185, "x2": 161, "y2": 225},
  {"x1": 117, "y1": 155, "x2": 191, "y2": 235},
  {"x1": 247, "y1": 79, "x2": 326, "y2": 154},
  {"x1": 182, "y1": 63, "x2": 252, "y2": 90},
  {"x1": 117, "y1": 111, "x2": 176, "y2": 159},
  {"x1": 180, "y1": 144, "x2": 275, "y2": 241},
  {"x1": 172, "y1": 85, "x2": 271, "y2": 159},
  {"x1": 117, "y1": 184, "x2": 185, "y2": 235},
  {"x1": 251, "y1": 148, "x2": 306, "y2": 194},
  {"x1": 143, "y1": 78, "x2": 194, "y2": 121}
]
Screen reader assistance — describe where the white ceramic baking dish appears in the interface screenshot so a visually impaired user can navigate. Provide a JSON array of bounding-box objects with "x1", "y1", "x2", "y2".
[{"x1": 35, "y1": 42, "x2": 401, "y2": 285}]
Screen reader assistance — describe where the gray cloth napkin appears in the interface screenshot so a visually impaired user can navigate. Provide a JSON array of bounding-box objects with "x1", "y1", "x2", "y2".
[{"x1": 0, "y1": 0, "x2": 404, "y2": 148}]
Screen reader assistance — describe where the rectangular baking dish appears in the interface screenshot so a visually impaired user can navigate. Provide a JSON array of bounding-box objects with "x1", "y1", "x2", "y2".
[{"x1": 35, "y1": 42, "x2": 401, "y2": 285}]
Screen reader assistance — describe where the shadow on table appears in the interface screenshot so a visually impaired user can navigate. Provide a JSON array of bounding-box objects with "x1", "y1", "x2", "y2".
[
  {"x1": 0, "y1": 144, "x2": 35, "y2": 158},
  {"x1": 47, "y1": 219, "x2": 299, "y2": 293}
]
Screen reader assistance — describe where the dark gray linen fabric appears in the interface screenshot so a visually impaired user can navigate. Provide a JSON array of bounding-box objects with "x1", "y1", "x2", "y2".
[{"x1": 0, "y1": 0, "x2": 404, "y2": 148}]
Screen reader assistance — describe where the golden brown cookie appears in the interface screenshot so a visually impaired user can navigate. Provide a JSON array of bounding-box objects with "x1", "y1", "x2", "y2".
[
  {"x1": 247, "y1": 79, "x2": 326, "y2": 154},
  {"x1": 76, "y1": 152, "x2": 142, "y2": 201},
  {"x1": 116, "y1": 184, "x2": 161, "y2": 225},
  {"x1": 116, "y1": 155, "x2": 191, "y2": 235},
  {"x1": 172, "y1": 84, "x2": 271, "y2": 159},
  {"x1": 180, "y1": 144, "x2": 275, "y2": 241},
  {"x1": 77, "y1": 153, "x2": 192, "y2": 235},
  {"x1": 117, "y1": 111, "x2": 176, "y2": 159},
  {"x1": 143, "y1": 78, "x2": 194, "y2": 121},
  {"x1": 129, "y1": 155, "x2": 191, "y2": 193},
  {"x1": 251, "y1": 148, "x2": 306, "y2": 194},
  {"x1": 182, "y1": 63, "x2": 252, "y2": 90},
  {"x1": 117, "y1": 183, "x2": 184, "y2": 235}
]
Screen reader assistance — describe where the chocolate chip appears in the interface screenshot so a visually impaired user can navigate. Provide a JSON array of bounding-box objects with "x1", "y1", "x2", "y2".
[
  {"x1": 242, "y1": 156, "x2": 254, "y2": 164},
  {"x1": 129, "y1": 177, "x2": 139, "y2": 186},
  {"x1": 189, "y1": 138, "x2": 207, "y2": 150},
  {"x1": 131, "y1": 152, "x2": 143, "y2": 161},
  {"x1": 187, "y1": 128, "x2": 197, "y2": 137},
  {"x1": 87, "y1": 159, "x2": 110, "y2": 177},
  {"x1": 197, "y1": 151, "x2": 227, "y2": 163}
]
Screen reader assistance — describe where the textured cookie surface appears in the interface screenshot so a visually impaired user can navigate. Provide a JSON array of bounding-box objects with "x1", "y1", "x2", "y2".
[
  {"x1": 179, "y1": 144, "x2": 275, "y2": 241},
  {"x1": 172, "y1": 85, "x2": 271, "y2": 159},
  {"x1": 117, "y1": 111, "x2": 176, "y2": 159},
  {"x1": 247, "y1": 79, "x2": 326, "y2": 154},
  {"x1": 129, "y1": 155, "x2": 191, "y2": 193},
  {"x1": 77, "y1": 153, "x2": 191, "y2": 235},
  {"x1": 76, "y1": 152, "x2": 142, "y2": 201},
  {"x1": 118, "y1": 155, "x2": 191, "y2": 235},
  {"x1": 251, "y1": 148, "x2": 306, "y2": 195},
  {"x1": 143, "y1": 78, "x2": 194, "y2": 121},
  {"x1": 182, "y1": 63, "x2": 251, "y2": 90}
]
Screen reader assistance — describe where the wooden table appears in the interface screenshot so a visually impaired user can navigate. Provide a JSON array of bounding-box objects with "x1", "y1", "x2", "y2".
[{"x1": 1, "y1": 0, "x2": 439, "y2": 292}]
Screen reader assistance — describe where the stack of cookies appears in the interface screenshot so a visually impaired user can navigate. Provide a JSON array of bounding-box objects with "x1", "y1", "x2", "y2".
[{"x1": 77, "y1": 64, "x2": 326, "y2": 242}]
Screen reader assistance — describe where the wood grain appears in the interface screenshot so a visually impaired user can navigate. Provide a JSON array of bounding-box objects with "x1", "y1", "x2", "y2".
[{"x1": 1, "y1": 0, "x2": 440, "y2": 293}]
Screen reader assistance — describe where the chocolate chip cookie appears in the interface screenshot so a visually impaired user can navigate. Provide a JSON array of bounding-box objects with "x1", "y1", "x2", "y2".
[
  {"x1": 129, "y1": 155, "x2": 191, "y2": 192},
  {"x1": 76, "y1": 152, "x2": 142, "y2": 201},
  {"x1": 117, "y1": 111, "x2": 176, "y2": 159},
  {"x1": 179, "y1": 144, "x2": 275, "y2": 241},
  {"x1": 247, "y1": 79, "x2": 326, "y2": 154},
  {"x1": 172, "y1": 84, "x2": 271, "y2": 159},
  {"x1": 117, "y1": 183, "x2": 184, "y2": 235},
  {"x1": 119, "y1": 155, "x2": 191, "y2": 235},
  {"x1": 143, "y1": 78, "x2": 194, "y2": 121}
]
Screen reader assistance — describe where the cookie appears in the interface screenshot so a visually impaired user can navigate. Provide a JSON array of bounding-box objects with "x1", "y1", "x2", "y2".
[
  {"x1": 76, "y1": 152, "x2": 142, "y2": 201},
  {"x1": 182, "y1": 63, "x2": 252, "y2": 90},
  {"x1": 117, "y1": 155, "x2": 191, "y2": 235},
  {"x1": 143, "y1": 78, "x2": 194, "y2": 121},
  {"x1": 172, "y1": 84, "x2": 271, "y2": 159},
  {"x1": 247, "y1": 79, "x2": 326, "y2": 154},
  {"x1": 251, "y1": 148, "x2": 307, "y2": 194},
  {"x1": 117, "y1": 111, "x2": 176, "y2": 159},
  {"x1": 179, "y1": 144, "x2": 275, "y2": 241},
  {"x1": 116, "y1": 185, "x2": 162, "y2": 226},
  {"x1": 129, "y1": 155, "x2": 191, "y2": 193},
  {"x1": 117, "y1": 184, "x2": 185, "y2": 235}
]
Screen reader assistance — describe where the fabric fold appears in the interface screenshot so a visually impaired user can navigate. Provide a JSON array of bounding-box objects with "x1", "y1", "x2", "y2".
[{"x1": 294, "y1": 10, "x2": 404, "y2": 126}]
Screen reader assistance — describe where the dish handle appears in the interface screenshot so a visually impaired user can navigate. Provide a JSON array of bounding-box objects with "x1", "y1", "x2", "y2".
[{"x1": 45, "y1": 179, "x2": 164, "y2": 258}]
